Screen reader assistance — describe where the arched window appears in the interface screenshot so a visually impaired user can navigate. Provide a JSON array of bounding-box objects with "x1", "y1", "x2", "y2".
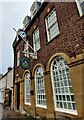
[
  {"x1": 51, "y1": 57, "x2": 77, "y2": 115},
  {"x1": 35, "y1": 66, "x2": 46, "y2": 108},
  {"x1": 24, "y1": 72, "x2": 31, "y2": 105}
]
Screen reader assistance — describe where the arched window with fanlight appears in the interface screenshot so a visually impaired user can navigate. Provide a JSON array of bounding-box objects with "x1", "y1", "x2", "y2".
[
  {"x1": 51, "y1": 56, "x2": 78, "y2": 115},
  {"x1": 35, "y1": 66, "x2": 46, "y2": 108},
  {"x1": 24, "y1": 72, "x2": 31, "y2": 105}
]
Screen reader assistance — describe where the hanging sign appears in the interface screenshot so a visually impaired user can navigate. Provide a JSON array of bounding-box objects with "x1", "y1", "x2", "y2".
[{"x1": 20, "y1": 56, "x2": 30, "y2": 70}]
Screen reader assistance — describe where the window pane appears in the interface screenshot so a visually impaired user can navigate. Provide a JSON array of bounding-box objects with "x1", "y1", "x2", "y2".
[
  {"x1": 72, "y1": 103, "x2": 76, "y2": 110},
  {"x1": 68, "y1": 102, "x2": 72, "y2": 109},
  {"x1": 62, "y1": 95, "x2": 66, "y2": 101},
  {"x1": 71, "y1": 95, "x2": 75, "y2": 101},
  {"x1": 57, "y1": 102, "x2": 60, "y2": 108},
  {"x1": 63, "y1": 102, "x2": 67, "y2": 109},
  {"x1": 66, "y1": 95, "x2": 70, "y2": 101},
  {"x1": 60, "y1": 102, "x2": 63, "y2": 108},
  {"x1": 76, "y1": 0, "x2": 84, "y2": 16}
]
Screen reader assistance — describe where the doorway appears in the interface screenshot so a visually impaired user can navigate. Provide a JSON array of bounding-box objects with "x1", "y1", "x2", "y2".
[
  {"x1": 9, "y1": 90, "x2": 12, "y2": 107},
  {"x1": 17, "y1": 83, "x2": 20, "y2": 110}
]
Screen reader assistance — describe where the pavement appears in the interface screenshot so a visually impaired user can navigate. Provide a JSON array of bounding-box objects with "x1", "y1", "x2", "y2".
[
  {"x1": 1, "y1": 103, "x2": 80, "y2": 120},
  {"x1": 0, "y1": 103, "x2": 3, "y2": 120},
  {"x1": 0, "y1": 103, "x2": 26, "y2": 120},
  {"x1": 2, "y1": 109, "x2": 21, "y2": 118},
  {"x1": 0, "y1": 103, "x2": 38, "y2": 120}
]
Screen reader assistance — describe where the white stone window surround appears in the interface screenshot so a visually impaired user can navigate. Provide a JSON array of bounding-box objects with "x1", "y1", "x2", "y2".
[
  {"x1": 33, "y1": 27, "x2": 40, "y2": 52},
  {"x1": 45, "y1": 8, "x2": 60, "y2": 42},
  {"x1": 24, "y1": 72, "x2": 31, "y2": 105},
  {"x1": 51, "y1": 57, "x2": 78, "y2": 115},
  {"x1": 35, "y1": 66, "x2": 47, "y2": 109}
]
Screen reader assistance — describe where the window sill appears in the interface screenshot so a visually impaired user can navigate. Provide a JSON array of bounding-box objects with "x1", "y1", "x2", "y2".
[
  {"x1": 16, "y1": 65, "x2": 20, "y2": 68},
  {"x1": 46, "y1": 33, "x2": 61, "y2": 45},
  {"x1": 25, "y1": 103, "x2": 31, "y2": 106},
  {"x1": 78, "y1": 14, "x2": 84, "y2": 20},
  {"x1": 36, "y1": 104, "x2": 47, "y2": 109},
  {"x1": 35, "y1": 48, "x2": 41, "y2": 53},
  {"x1": 55, "y1": 108, "x2": 78, "y2": 116}
]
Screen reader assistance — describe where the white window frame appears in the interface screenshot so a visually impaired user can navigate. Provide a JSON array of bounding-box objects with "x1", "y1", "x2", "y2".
[
  {"x1": 45, "y1": 8, "x2": 60, "y2": 42},
  {"x1": 24, "y1": 42, "x2": 29, "y2": 57},
  {"x1": 17, "y1": 49, "x2": 20, "y2": 66},
  {"x1": 33, "y1": 28, "x2": 40, "y2": 52},
  {"x1": 51, "y1": 57, "x2": 78, "y2": 115},
  {"x1": 75, "y1": 0, "x2": 84, "y2": 16},
  {"x1": 35, "y1": 66, "x2": 47, "y2": 109},
  {"x1": 24, "y1": 72, "x2": 31, "y2": 105}
]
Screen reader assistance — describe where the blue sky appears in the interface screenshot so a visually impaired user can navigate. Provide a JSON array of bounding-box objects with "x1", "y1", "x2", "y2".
[{"x1": 0, "y1": 0, "x2": 40, "y2": 74}]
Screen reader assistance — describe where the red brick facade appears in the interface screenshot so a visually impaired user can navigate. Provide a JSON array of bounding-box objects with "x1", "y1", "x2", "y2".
[{"x1": 13, "y1": 2, "x2": 84, "y2": 119}]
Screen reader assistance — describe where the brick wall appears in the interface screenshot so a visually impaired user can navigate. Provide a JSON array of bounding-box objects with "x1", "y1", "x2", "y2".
[
  {"x1": 14, "y1": 2, "x2": 83, "y2": 78},
  {"x1": 27, "y1": 2, "x2": 83, "y2": 71},
  {"x1": 13, "y1": 2, "x2": 84, "y2": 119}
]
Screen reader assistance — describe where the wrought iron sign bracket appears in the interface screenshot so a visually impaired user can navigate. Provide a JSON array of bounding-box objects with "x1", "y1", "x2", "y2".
[{"x1": 13, "y1": 28, "x2": 37, "y2": 59}]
